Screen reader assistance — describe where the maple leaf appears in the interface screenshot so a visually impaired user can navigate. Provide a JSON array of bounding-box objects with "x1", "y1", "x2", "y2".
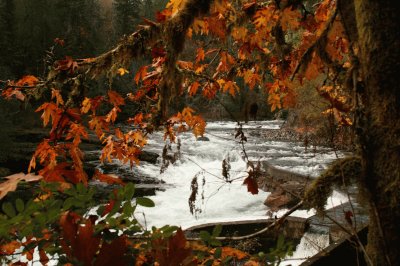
[
  {"x1": 51, "y1": 89, "x2": 64, "y2": 106},
  {"x1": 156, "y1": 9, "x2": 173, "y2": 22},
  {"x1": 81, "y1": 97, "x2": 91, "y2": 114},
  {"x1": 93, "y1": 170, "x2": 124, "y2": 185},
  {"x1": 209, "y1": 15, "x2": 227, "y2": 39},
  {"x1": 35, "y1": 102, "x2": 60, "y2": 127},
  {"x1": 106, "y1": 107, "x2": 120, "y2": 123},
  {"x1": 242, "y1": 69, "x2": 261, "y2": 90},
  {"x1": 0, "y1": 173, "x2": 43, "y2": 200},
  {"x1": 188, "y1": 81, "x2": 200, "y2": 96},
  {"x1": 218, "y1": 246, "x2": 249, "y2": 260},
  {"x1": 60, "y1": 213, "x2": 101, "y2": 266},
  {"x1": 94, "y1": 236, "x2": 128, "y2": 266},
  {"x1": 54, "y1": 38, "x2": 65, "y2": 46},
  {"x1": 66, "y1": 123, "x2": 89, "y2": 146},
  {"x1": 195, "y1": 48, "x2": 205, "y2": 63},
  {"x1": 0, "y1": 241, "x2": 22, "y2": 255},
  {"x1": 166, "y1": 0, "x2": 185, "y2": 16},
  {"x1": 108, "y1": 90, "x2": 125, "y2": 107},
  {"x1": 280, "y1": 7, "x2": 302, "y2": 31},
  {"x1": 254, "y1": 6, "x2": 278, "y2": 30},
  {"x1": 134, "y1": 66, "x2": 148, "y2": 85},
  {"x1": 232, "y1": 26, "x2": 248, "y2": 42},
  {"x1": 55, "y1": 56, "x2": 79, "y2": 74},
  {"x1": 192, "y1": 18, "x2": 208, "y2": 35},
  {"x1": 1, "y1": 88, "x2": 25, "y2": 101},
  {"x1": 243, "y1": 177, "x2": 258, "y2": 194},
  {"x1": 29, "y1": 140, "x2": 58, "y2": 172},
  {"x1": 216, "y1": 52, "x2": 235, "y2": 73},
  {"x1": 177, "y1": 60, "x2": 193, "y2": 70},
  {"x1": 223, "y1": 80, "x2": 240, "y2": 96},
  {"x1": 117, "y1": 67, "x2": 129, "y2": 76}
]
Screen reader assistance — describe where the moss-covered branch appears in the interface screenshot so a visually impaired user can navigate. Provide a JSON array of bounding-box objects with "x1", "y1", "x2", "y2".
[{"x1": 303, "y1": 156, "x2": 361, "y2": 213}]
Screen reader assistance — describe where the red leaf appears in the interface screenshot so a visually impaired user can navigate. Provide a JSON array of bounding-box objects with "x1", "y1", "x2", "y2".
[
  {"x1": 94, "y1": 236, "x2": 128, "y2": 266},
  {"x1": 243, "y1": 177, "x2": 258, "y2": 194}
]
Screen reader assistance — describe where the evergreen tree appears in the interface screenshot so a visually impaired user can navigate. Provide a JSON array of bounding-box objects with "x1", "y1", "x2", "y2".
[{"x1": 113, "y1": 0, "x2": 142, "y2": 38}]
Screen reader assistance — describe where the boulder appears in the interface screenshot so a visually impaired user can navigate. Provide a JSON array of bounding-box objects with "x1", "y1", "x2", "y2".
[
  {"x1": 138, "y1": 151, "x2": 159, "y2": 164},
  {"x1": 196, "y1": 136, "x2": 210, "y2": 141},
  {"x1": 264, "y1": 191, "x2": 292, "y2": 211}
]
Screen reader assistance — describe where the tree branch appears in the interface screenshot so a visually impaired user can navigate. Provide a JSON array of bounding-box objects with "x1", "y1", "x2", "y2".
[{"x1": 186, "y1": 200, "x2": 303, "y2": 241}]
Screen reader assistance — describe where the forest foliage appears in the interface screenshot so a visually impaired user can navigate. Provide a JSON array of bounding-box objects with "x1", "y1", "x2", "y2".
[{"x1": 0, "y1": 0, "x2": 369, "y2": 264}]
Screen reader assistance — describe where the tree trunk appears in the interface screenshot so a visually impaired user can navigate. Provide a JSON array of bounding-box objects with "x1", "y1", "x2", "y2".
[{"x1": 353, "y1": 1, "x2": 400, "y2": 265}]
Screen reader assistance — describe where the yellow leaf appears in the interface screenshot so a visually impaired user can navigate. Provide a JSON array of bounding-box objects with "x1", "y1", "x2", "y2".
[
  {"x1": 81, "y1": 97, "x2": 91, "y2": 114},
  {"x1": 117, "y1": 67, "x2": 129, "y2": 76}
]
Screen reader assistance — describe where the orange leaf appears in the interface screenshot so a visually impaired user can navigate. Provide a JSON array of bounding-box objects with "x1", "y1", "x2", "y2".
[
  {"x1": 93, "y1": 170, "x2": 125, "y2": 185},
  {"x1": 35, "y1": 102, "x2": 60, "y2": 127},
  {"x1": 0, "y1": 241, "x2": 22, "y2": 255},
  {"x1": 188, "y1": 81, "x2": 200, "y2": 96},
  {"x1": 15, "y1": 75, "x2": 39, "y2": 87},
  {"x1": 281, "y1": 7, "x2": 302, "y2": 31},
  {"x1": 219, "y1": 246, "x2": 249, "y2": 260},
  {"x1": 51, "y1": 89, "x2": 64, "y2": 106},
  {"x1": 134, "y1": 66, "x2": 148, "y2": 85},
  {"x1": 108, "y1": 90, "x2": 125, "y2": 107},
  {"x1": 195, "y1": 48, "x2": 205, "y2": 63}
]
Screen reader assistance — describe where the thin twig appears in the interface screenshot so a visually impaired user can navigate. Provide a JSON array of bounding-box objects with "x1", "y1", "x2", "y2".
[{"x1": 186, "y1": 200, "x2": 303, "y2": 241}]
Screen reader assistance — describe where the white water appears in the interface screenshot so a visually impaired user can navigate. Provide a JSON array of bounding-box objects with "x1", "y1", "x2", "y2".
[
  {"x1": 130, "y1": 121, "x2": 347, "y2": 229},
  {"x1": 281, "y1": 231, "x2": 330, "y2": 266}
]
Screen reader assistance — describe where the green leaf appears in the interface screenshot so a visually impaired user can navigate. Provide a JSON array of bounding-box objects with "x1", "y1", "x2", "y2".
[
  {"x1": 199, "y1": 231, "x2": 211, "y2": 242},
  {"x1": 136, "y1": 197, "x2": 155, "y2": 207},
  {"x1": 15, "y1": 198, "x2": 24, "y2": 213},
  {"x1": 212, "y1": 224, "x2": 222, "y2": 237},
  {"x1": 209, "y1": 239, "x2": 222, "y2": 247},
  {"x1": 2, "y1": 202, "x2": 16, "y2": 218},
  {"x1": 124, "y1": 183, "x2": 135, "y2": 200},
  {"x1": 214, "y1": 247, "x2": 222, "y2": 259},
  {"x1": 63, "y1": 197, "x2": 75, "y2": 210}
]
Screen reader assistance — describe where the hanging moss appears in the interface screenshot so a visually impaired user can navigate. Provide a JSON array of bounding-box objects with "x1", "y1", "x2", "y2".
[{"x1": 303, "y1": 156, "x2": 361, "y2": 214}]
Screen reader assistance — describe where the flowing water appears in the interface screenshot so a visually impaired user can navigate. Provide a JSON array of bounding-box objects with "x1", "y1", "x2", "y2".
[{"x1": 119, "y1": 120, "x2": 347, "y2": 229}]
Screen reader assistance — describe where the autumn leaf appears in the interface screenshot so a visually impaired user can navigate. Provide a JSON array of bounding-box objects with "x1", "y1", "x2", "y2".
[
  {"x1": 94, "y1": 236, "x2": 128, "y2": 266},
  {"x1": 188, "y1": 81, "x2": 200, "y2": 96},
  {"x1": 134, "y1": 66, "x2": 148, "y2": 85},
  {"x1": 243, "y1": 177, "x2": 258, "y2": 195},
  {"x1": 0, "y1": 173, "x2": 43, "y2": 200},
  {"x1": 195, "y1": 48, "x2": 205, "y2": 63},
  {"x1": 280, "y1": 7, "x2": 302, "y2": 31},
  {"x1": 66, "y1": 123, "x2": 89, "y2": 146},
  {"x1": 0, "y1": 241, "x2": 22, "y2": 255},
  {"x1": 166, "y1": 0, "x2": 185, "y2": 16},
  {"x1": 108, "y1": 90, "x2": 125, "y2": 107},
  {"x1": 242, "y1": 69, "x2": 261, "y2": 90},
  {"x1": 93, "y1": 170, "x2": 125, "y2": 185},
  {"x1": 117, "y1": 67, "x2": 129, "y2": 76},
  {"x1": 218, "y1": 246, "x2": 249, "y2": 260},
  {"x1": 81, "y1": 97, "x2": 91, "y2": 114},
  {"x1": 177, "y1": 60, "x2": 193, "y2": 70},
  {"x1": 55, "y1": 56, "x2": 79, "y2": 74},
  {"x1": 35, "y1": 102, "x2": 60, "y2": 127},
  {"x1": 51, "y1": 89, "x2": 64, "y2": 106}
]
